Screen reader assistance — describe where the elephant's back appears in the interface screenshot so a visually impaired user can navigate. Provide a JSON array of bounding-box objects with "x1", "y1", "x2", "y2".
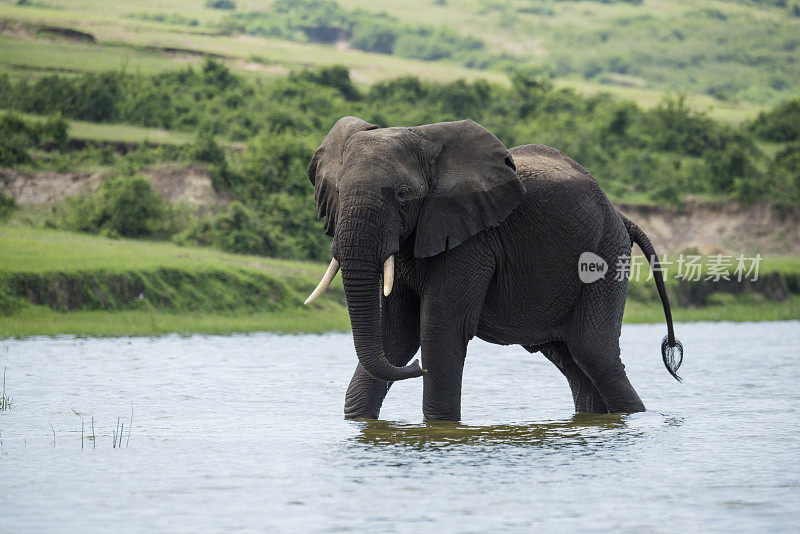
[
  {"x1": 510, "y1": 144, "x2": 597, "y2": 190},
  {"x1": 509, "y1": 144, "x2": 609, "y2": 222}
]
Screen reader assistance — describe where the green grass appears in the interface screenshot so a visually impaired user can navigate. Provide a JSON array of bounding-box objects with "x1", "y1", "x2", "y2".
[
  {"x1": 1, "y1": 0, "x2": 794, "y2": 119},
  {"x1": 0, "y1": 225, "x2": 797, "y2": 338},
  {"x1": 0, "y1": 224, "x2": 350, "y2": 337},
  {"x1": 2, "y1": 109, "x2": 195, "y2": 144},
  {"x1": 0, "y1": 307, "x2": 350, "y2": 337},
  {"x1": 624, "y1": 295, "x2": 800, "y2": 324},
  {"x1": 0, "y1": 9, "x2": 509, "y2": 86},
  {"x1": 551, "y1": 78, "x2": 764, "y2": 125},
  {"x1": 57, "y1": 117, "x2": 194, "y2": 145},
  {"x1": 0, "y1": 225, "x2": 329, "y2": 276},
  {"x1": 0, "y1": 34, "x2": 202, "y2": 76}
]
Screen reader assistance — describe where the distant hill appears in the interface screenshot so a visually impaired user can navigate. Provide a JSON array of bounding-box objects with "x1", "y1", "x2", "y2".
[{"x1": 1, "y1": 0, "x2": 799, "y2": 121}]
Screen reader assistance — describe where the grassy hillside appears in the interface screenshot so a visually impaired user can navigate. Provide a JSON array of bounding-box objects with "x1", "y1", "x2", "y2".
[
  {"x1": 1, "y1": 225, "x2": 798, "y2": 338},
  {"x1": 0, "y1": 225, "x2": 350, "y2": 336},
  {"x1": 335, "y1": 0, "x2": 799, "y2": 105},
  {"x1": 2, "y1": 0, "x2": 797, "y2": 121}
]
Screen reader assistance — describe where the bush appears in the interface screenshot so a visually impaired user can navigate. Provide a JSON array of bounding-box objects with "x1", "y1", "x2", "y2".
[
  {"x1": 188, "y1": 133, "x2": 229, "y2": 188},
  {"x1": 750, "y1": 97, "x2": 800, "y2": 142},
  {"x1": 206, "y1": 0, "x2": 236, "y2": 10},
  {"x1": 289, "y1": 66, "x2": 360, "y2": 101},
  {"x1": 0, "y1": 111, "x2": 70, "y2": 165},
  {"x1": 39, "y1": 114, "x2": 69, "y2": 150},
  {"x1": 234, "y1": 132, "x2": 315, "y2": 198},
  {"x1": 0, "y1": 131, "x2": 31, "y2": 166},
  {"x1": 67, "y1": 176, "x2": 167, "y2": 238},
  {"x1": 211, "y1": 201, "x2": 265, "y2": 254},
  {"x1": 0, "y1": 190, "x2": 17, "y2": 221}
]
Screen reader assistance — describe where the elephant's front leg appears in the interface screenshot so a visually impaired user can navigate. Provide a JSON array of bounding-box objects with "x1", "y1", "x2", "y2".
[
  {"x1": 344, "y1": 278, "x2": 420, "y2": 419},
  {"x1": 419, "y1": 253, "x2": 493, "y2": 421},
  {"x1": 420, "y1": 319, "x2": 469, "y2": 421}
]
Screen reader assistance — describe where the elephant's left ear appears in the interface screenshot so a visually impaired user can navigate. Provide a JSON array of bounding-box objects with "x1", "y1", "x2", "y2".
[{"x1": 411, "y1": 120, "x2": 526, "y2": 258}]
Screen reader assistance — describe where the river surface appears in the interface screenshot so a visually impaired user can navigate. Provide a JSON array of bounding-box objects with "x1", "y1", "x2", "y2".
[{"x1": 1, "y1": 322, "x2": 799, "y2": 532}]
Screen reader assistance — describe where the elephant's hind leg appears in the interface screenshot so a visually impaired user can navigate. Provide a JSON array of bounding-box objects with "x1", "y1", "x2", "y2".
[
  {"x1": 526, "y1": 343, "x2": 608, "y2": 414},
  {"x1": 344, "y1": 279, "x2": 420, "y2": 420},
  {"x1": 567, "y1": 254, "x2": 645, "y2": 413}
]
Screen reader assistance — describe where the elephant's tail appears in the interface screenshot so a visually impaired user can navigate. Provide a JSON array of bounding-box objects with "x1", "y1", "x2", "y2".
[{"x1": 619, "y1": 212, "x2": 684, "y2": 382}]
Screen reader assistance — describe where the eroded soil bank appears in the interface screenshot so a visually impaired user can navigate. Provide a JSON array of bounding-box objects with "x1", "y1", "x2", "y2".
[{"x1": 3, "y1": 165, "x2": 798, "y2": 254}]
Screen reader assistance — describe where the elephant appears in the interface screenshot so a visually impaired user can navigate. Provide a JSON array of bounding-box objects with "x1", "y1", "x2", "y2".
[{"x1": 305, "y1": 116, "x2": 683, "y2": 421}]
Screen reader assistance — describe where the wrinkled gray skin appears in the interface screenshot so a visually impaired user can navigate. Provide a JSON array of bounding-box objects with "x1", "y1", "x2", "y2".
[{"x1": 308, "y1": 116, "x2": 680, "y2": 421}]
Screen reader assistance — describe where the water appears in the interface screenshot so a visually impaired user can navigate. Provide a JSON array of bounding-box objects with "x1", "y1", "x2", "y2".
[{"x1": 1, "y1": 322, "x2": 799, "y2": 532}]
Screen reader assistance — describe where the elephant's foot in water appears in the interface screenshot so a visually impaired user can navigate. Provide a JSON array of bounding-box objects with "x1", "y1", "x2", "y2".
[{"x1": 534, "y1": 343, "x2": 610, "y2": 414}]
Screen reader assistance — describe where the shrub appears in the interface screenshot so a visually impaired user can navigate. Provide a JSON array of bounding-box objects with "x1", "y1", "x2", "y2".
[
  {"x1": 206, "y1": 0, "x2": 236, "y2": 10},
  {"x1": 750, "y1": 97, "x2": 800, "y2": 142},
  {"x1": 0, "y1": 130, "x2": 31, "y2": 166},
  {"x1": 67, "y1": 176, "x2": 167, "y2": 238},
  {"x1": 39, "y1": 114, "x2": 69, "y2": 150},
  {"x1": 212, "y1": 201, "x2": 265, "y2": 254},
  {"x1": 188, "y1": 133, "x2": 229, "y2": 187},
  {"x1": 289, "y1": 66, "x2": 360, "y2": 101},
  {"x1": 0, "y1": 190, "x2": 17, "y2": 221}
]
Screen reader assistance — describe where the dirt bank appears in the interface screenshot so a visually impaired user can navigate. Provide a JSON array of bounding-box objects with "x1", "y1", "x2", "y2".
[
  {"x1": 617, "y1": 200, "x2": 800, "y2": 256},
  {"x1": 2, "y1": 166, "x2": 798, "y2": 254},
  {"x1": 0, "y1": 168, "x2": 104, "y2": 203},
  {"x1": 0, "y1": 164, "x2": 230, "y2": 211}
]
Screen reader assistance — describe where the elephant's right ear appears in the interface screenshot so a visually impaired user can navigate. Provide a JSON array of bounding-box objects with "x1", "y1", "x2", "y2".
[{"x1": 308, "y1": 116, "x2": 378, "y2": 236}]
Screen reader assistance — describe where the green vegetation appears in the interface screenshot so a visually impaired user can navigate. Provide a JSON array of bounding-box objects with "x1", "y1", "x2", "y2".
[
  {"x1": 2, "y1": 62, "x2": 798, "y2": 262},
  {"x1": 219, "y1": 0, "x2": 494, "y2": 67},
  {"x1": 61, "y1": 176, "x2": 188, "y2": 238},
  {"x1": 0, "y1": 1, "x2": 798, "y2": 336},
  {"x1": 0, "y1": 0, "x2": 797, "y2": 111},
  {"x1": 124, "y1": 12, "x2": 199, "y2": 27},
  {"x1": 751, "y1": 97, "x2": 800, "y2": 142},
  {"x1": 0, "y1": 226, "x2": 797, "y2": 338},
  {"x1": 206, "y1": 0, "x2": 235, "y2": 10},
  {"x1": 623, "y1": 296, "x2": 800, "y2": 324},
  {"x1": 0, "y1": 308, "x2": 349, "y2": 337},
  {"x1": 0, "y1": 225, "x2": 349, "y2": 336},
  {"x1": 0, "y1": 190, "x2": 17, "y2": 221},
  {"x1": 0, "y1": 111, "x2": 67, "y2": 165},
  {"x1": 3, "y1": 109, "x2": 195, "y2": 144},
  {"x1": 1, "y1": 363, "x2": 11, "y2": 411}
]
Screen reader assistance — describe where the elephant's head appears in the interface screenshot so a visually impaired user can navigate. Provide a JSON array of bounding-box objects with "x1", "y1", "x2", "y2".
[{"x1": 305, "y1": 116, "x2": 525, "y2": 382}]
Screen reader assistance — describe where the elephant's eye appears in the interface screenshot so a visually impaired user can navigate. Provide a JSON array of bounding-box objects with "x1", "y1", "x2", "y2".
[{"x1": 395, "y1": 184, "x2": 411, "y2": 202}]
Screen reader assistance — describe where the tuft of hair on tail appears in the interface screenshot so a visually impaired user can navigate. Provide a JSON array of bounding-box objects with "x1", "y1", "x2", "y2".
[{"x1": 661, "y1": 335, "x2": 683, "y2": 382}]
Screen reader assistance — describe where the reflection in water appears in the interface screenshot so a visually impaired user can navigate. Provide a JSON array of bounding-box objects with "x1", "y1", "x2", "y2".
[{"x1": 351, "y1": 413, "x2": 631, "y2": 449}]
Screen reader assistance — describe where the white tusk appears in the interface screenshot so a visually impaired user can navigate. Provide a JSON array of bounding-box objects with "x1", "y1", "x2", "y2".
[
  {"x1": 383, "y1": 255, "x2": 394, "y2": 297},
  {"x1": 304, "y1": 258, "x2": 340, "y2": 305}
]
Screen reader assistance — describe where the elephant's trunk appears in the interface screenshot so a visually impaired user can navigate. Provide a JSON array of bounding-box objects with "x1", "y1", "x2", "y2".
[{"x1": 340, "y1": 259, "x2": 424, "y2": 382}]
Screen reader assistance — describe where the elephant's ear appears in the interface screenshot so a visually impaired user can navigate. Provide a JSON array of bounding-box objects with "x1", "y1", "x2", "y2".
[
  {"x1": 410, "y1": 120, "x2": 526, "y2": 258},
  {"x1": 308, "y1": 116, "x2": 378, "y2": 236}
]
